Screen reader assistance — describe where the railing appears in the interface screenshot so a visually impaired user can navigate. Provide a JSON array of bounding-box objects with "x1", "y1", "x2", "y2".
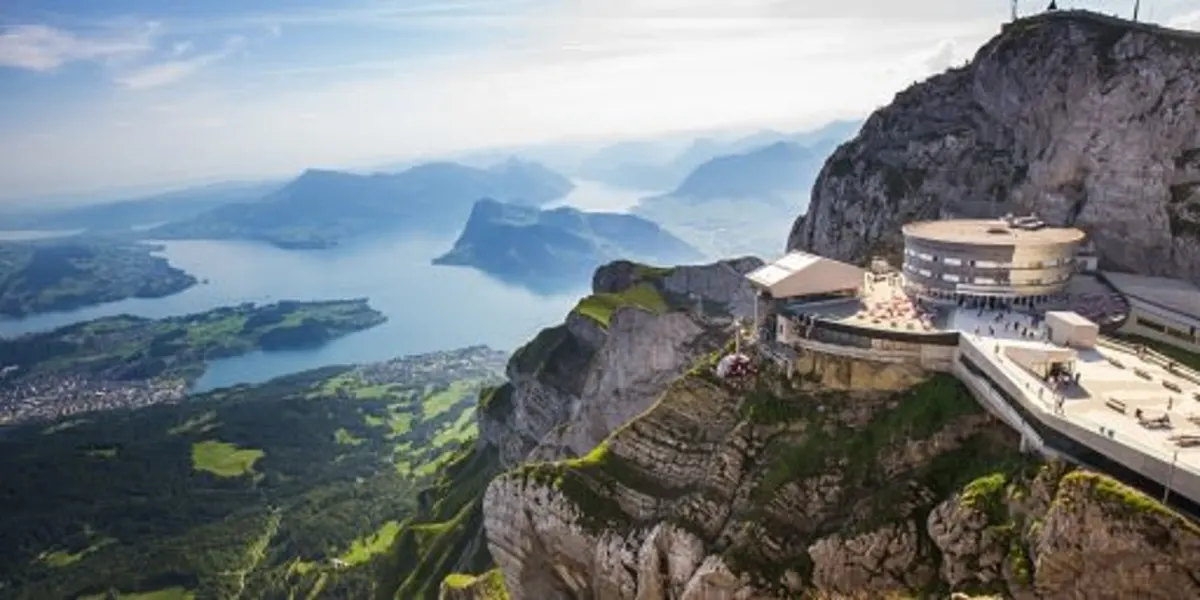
[
  {"x1": 960, "y1": 335, "x2": 1198, "y2": 475},
  {"x1": 804, "y1": 316, "x2": 961, "y2": 347},
  {"x1": 958, "y1": 350, "x2": 1200, "y2": 519},
  {"x1": 1097, "y1": 336, "x2": 1200, "y2": 388}
]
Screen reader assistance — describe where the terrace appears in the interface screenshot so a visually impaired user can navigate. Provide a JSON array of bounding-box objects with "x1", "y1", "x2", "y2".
[{"x1": 959, "y1": 311, "x2": 1200, "y2": 482}]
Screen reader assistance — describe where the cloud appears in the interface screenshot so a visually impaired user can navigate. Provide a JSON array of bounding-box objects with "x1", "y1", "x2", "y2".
[
  {"x1": 0, "y1": 23, "x2": 153, "y2": 71},
  {"x1": 115, "y1": 36, "x2": 245, "y2": 90},
  {"x1": 1167, "y1": 10, "x2": 1200, "y2": 30}
]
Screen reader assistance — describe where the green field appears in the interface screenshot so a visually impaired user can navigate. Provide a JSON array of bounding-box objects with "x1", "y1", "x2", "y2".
[
  {"x1": 573, "y1": 282, "x2": 669, "y2": 327},
  {"x1": 190, "y1": 440, "x2": 265, "y2": 477},
  {"x1": 0, "y1": 346, "x2": 508, "y2": 599}
]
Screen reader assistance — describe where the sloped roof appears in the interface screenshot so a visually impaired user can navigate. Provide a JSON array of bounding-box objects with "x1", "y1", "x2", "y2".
[{"x1": 746, "y1": 251, "x2": 864, "y2": 298}]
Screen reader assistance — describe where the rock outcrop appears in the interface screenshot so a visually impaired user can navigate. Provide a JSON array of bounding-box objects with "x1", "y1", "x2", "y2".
[
  {"x1": 483, "y1": 355, "x2": 1200, "y2": 599},
  {"x1": 479, "y1": 257, "x2": 763, "y2": 467},
  {"x1": 788, "y1": 10, "x2": 1200, "y2": 283}
]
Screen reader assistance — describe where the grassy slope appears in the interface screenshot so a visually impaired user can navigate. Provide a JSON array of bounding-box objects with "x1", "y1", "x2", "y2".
[
  {"x1": 375, "y1": 441, "x2": 502, "y2": 600},
  {"x1": 0, "y1": 347, "x2": 505, "y2": 599}
]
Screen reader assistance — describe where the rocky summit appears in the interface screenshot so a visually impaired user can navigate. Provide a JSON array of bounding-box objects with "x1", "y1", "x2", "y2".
[
  {"x1": 789, "y1": 10, "x2": 1200, "y2": 284},
  {"x1": 432, "y1": 10, "x2": 1200, "y2": 600}
]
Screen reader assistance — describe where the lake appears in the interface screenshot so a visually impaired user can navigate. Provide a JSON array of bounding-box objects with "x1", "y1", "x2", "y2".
[{"x1": 0, "y1": 180, "x2": 656, "y2": 393}]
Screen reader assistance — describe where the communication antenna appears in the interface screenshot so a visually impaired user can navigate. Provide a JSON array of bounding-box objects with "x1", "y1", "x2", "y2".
[
  {"x1": 1133, "y1": 0, "x2": 1141, "y2": 21},
  {"x1": 1012, "y1": 0, "x2": 1018, "y2": 21}
]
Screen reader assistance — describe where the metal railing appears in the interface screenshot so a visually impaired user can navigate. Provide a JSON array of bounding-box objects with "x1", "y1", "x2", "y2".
[
  {"x1": 1097, "y1": 336, "x2": 1200, "y2": 388},
  {"x1": 960, "y1": 335, "x2": 1199, "y2": 476}
]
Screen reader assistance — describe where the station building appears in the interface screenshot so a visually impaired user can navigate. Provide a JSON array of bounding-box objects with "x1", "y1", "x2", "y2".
[
  {"x1": 900, "y1": 216, "x2": 1086, "y2": 308},
  {"x1": 1103, "y1": 272, "x2": 1200, "y2": 354}
]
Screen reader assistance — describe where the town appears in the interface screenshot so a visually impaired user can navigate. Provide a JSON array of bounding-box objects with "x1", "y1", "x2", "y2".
[{"x1": 0, "y1": 371, "x2": 187, "y2": 426}]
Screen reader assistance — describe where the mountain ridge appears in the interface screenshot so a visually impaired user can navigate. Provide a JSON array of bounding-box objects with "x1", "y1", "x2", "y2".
[
  {"x1": 150, "y1": 160, "x2": 575, "y2": 249},
  {"x1": 789, "y1": 9, "x2": 1200, "y2": 282}
]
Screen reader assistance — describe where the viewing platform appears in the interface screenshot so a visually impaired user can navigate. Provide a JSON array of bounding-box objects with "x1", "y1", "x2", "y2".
[{"x1": 745, "y1": 234, "x2": 1200, "y2": 513}]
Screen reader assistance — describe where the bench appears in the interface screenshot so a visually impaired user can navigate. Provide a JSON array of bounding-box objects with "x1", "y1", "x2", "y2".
[
  {"x1": 1107, "y1": 357, "x2": 1125, "y2": 368},
  {"x1": 1133, "y1": 368, "x2": 1153, "y2": 381},
  {"x1": 1164, "y1": 380, "x2": 1183, "y2": 393},
  {"x1": 1106, "y1": 398, "x2": 1127, "y2": 414}
]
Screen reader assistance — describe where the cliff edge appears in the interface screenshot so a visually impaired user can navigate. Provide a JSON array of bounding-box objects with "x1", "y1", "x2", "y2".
[
  {"x1": 484, "y1": 354, "x2": 1200, "y2": 599},
  {"x1": 479, "y1": 257, "x2": 762, "y2": 467},
  {"x1": 789, "y1": 10, "x2": 1200, "y2": 282}
]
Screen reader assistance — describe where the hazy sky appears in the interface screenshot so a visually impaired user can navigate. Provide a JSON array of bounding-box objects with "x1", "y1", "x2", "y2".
[{"x1": 1, "y1": 0, "x2": 1197, "y2": 201}]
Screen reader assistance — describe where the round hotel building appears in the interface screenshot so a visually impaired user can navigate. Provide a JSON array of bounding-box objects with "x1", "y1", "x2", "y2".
[{"x1": 900, "y1": 217, "x2": 1086, "y2": 306}]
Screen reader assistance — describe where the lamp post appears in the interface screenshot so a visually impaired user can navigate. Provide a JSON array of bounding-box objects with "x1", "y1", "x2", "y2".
[{"x1": 1163, "y1": 449, "x2": 1179, "y2": 505}]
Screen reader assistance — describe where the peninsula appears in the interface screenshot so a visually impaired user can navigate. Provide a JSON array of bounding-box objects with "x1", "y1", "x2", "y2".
[
  {"x1": 0, "y1": 298, "x2": 387, "y2": 425},
  {"x1": 0, "y1": 240, "x2": 197, "y2": 318}
]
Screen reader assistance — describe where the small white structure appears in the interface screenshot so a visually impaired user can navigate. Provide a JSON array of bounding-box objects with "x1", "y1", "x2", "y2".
[
  {"x1": 1045, "y1": 311, "x2": 1099, "y2": 349},
  {"x1": 1004, "y1": 346, "x2": 1079, "y2": 378},
  {"x1": 745, "y1": 251, "x2": 865, "y2": 300}
]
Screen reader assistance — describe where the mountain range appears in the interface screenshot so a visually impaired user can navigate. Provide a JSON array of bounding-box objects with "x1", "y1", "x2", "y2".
[
  {"x1": 433, "y1": 198, "x2": 702, "y2": 293},
  {"x1": 149, "y1": 159, "x2": 575, "y2": 249},
  {"x1": 0, "y1": 120, "x2": 860, "y2": 265},
  {"x1": 0, "y1": 181, "x2": 280, "y2": 233},
  {"x1": 630, "y1": 125, "x2": 860, "y2": 260},
  {"x1": 573, "y1": 120, "x2": 861, "y2": 192}
]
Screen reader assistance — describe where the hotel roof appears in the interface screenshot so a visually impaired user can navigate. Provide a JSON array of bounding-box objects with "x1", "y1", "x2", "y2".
[{"x1": 902, "y1": 219, "x2": 1086, "y2": 246}]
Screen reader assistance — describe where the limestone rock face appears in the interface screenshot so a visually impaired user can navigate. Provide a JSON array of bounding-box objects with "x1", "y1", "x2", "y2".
[
  {"x1": 479, "y1": 257, "x2": 763, "y2": 467},
  {"x1": 483, "y1": 357, "x2": 1200, "y2": 599},
  {"x1": 788, "y1": 11, "x2": 1200, "y2": 283}
]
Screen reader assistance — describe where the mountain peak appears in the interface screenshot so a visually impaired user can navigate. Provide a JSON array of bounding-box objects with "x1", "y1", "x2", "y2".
[{"x1": 792, "y1": 7, "x2": 1200, "y2": 284}]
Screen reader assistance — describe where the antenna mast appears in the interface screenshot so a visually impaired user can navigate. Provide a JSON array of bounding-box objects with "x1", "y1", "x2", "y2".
[
  {"x1": 1011, "y1": 0, "x2": 1018, "y2": 21},
  {"x1": 1133, "y1": 0, "x2": 1141, "y2": 21}
]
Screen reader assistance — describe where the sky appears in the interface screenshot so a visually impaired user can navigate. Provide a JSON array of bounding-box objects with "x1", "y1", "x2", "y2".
[{"x1": 1, "y1": 0, "x2": 1198, "y2": 203}]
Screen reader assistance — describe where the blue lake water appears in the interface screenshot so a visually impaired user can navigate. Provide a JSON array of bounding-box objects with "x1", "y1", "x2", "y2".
[
  {"x1": 0, "y1": 236, "x2": 584, "y2": 393},
  {"x1": 0, "y1": 179, "x2": 656, "y2": 393}
]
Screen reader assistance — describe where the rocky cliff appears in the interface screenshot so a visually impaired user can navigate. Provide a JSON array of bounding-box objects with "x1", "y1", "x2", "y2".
[
  {"x1": 478, "y1": 257, "x2": 762, "y2": 468},
  {"x1": 788, "y1": 10, "x2": 1200, "y2": 283},
  {"x1": 482, "y1": 353, "x2": 1200, "y2": 599}
]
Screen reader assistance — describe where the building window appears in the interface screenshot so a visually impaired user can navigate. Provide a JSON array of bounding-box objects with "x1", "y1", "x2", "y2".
[
  {"x1": 918, "y1": 269, "x2": 932, "y2": 277},
  {"x1": 973, "y1": 277, "x2": 997, "y2": 285},
  {"x1": 1167, "y1": 327, "x2": 1194, "y2": 342},
  {"x1": 1136, "y1": 317, "x2": 1166, "y2": 333},
  {"x1": 942, "y1": 273, "x2": 961, "y2": 282},
  {"x1": 943, "y1": 257, "x2": 962, "y2": 266}
]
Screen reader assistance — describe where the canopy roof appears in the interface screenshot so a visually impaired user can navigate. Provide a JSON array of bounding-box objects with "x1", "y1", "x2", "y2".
[
  {"x1": 1004, "y1": 346, "x2": 1079, "y2": 375},
  {"x1": 746, "y1": 251, "x2": 865, "y2": 298}
]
